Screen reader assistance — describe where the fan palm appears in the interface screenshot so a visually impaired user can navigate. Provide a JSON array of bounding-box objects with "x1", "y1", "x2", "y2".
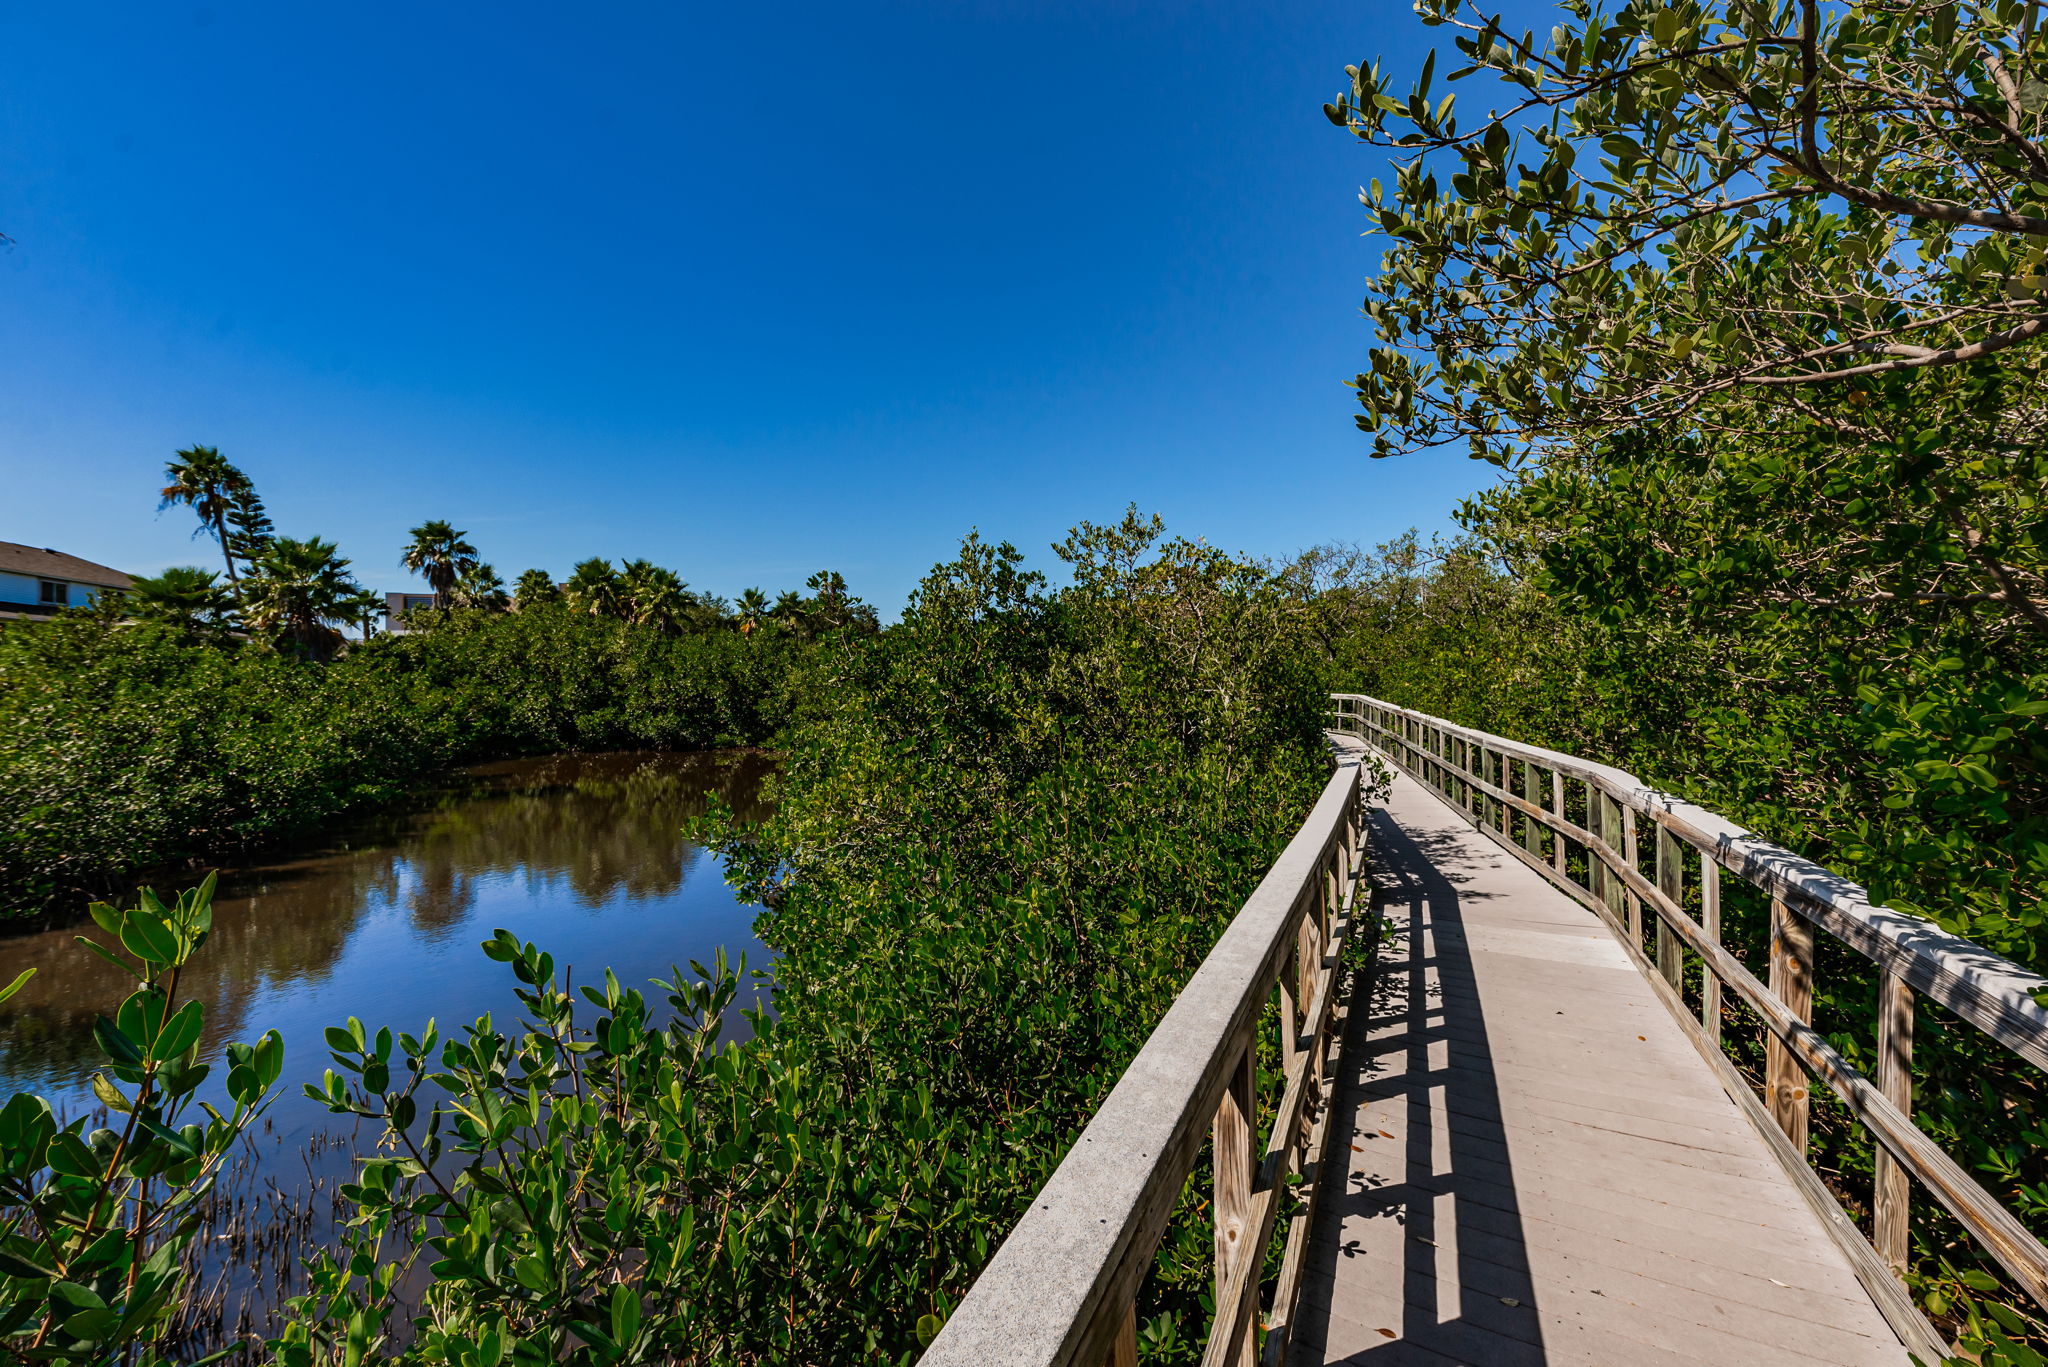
[
  {"x1": 158, "y1": 446, "x2": 253, "y2": 582},
  {"x1": 451, "y1": 561, "x2": 509, "y2": 611},
  {"x1": 399, "y1": 520, "x2": 478, "y2": 608},
  {"x1": 241, "y1": 537, "x2": 361, "y2": 659},
  {"x1": 338, "y1": 586, "x2": 386, "y2": 641},
  {"x1": 513, "y1": 568, "x2": 558, "y2": 608},
  {"x1": 127, "y1": 566, "x2": 238, "y2": 638},
  {"x1": 619, "y1": 559, "x2": 688, "y2": 632},
  {"x1": 562, "y1": 559, "x2": 622, "y2": 618},
  {"x1": 735, "y1": 587, "x2": 769, "y2": 635}
]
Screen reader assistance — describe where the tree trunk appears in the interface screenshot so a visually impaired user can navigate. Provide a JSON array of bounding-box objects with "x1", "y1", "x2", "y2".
[{"x1": 216, "y1": 512, "x2": 240, "y2": 583}]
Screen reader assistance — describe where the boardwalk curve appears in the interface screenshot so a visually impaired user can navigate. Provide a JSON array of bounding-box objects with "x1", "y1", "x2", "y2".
[
  {"x1": 1289, "y1": 767, "x2": 1909, "y2": 1366},
  {"x1": 922, "y1": 696, "x2": 2048, "y2": 1367}
]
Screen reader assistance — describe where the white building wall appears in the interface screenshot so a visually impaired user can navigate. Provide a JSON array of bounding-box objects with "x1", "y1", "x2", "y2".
[{"x1": 0, "y1": 570, "x2": 111, "y2": 607}]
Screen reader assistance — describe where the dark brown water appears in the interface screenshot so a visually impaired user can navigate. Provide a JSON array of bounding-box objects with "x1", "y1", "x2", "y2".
[{"x1": 0, "y1": 747, "x2": 776, "y2": 1138}]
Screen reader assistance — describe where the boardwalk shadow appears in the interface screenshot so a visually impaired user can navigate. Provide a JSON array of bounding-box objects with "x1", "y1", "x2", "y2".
[{"x1": 1290, "y1": 805, "x2": 1548, "y2": 1365}]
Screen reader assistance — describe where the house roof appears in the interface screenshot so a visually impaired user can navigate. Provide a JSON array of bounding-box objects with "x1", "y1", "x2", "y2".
[{"x1": 0, "y1": 541, "x2": 134, "y2": 591}]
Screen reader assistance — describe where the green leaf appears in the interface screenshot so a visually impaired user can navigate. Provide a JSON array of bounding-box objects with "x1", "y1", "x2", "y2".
[
  {"x1": 609, "y1": 1284, "x2": 642, "y2": 1348},
  {"x1": 0, "y1": 968, "x2": 31, "y2": 1007},
  {"x1": 153, "y1": 1000, "x2": 205, "y2": 1060},
  {"x1": 117, "y1": 910, "x2": 180, "y2": 966},
  {"x1": 90, "y1": 1072, "x2": 134, "y2": 1115}
]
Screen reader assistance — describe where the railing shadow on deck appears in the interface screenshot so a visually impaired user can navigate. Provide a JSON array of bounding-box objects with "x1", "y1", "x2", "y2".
[
  {"x1": 1289, "y1": 809, "x2": 1548, "y2": 1365},
  {"x1": 1329, "y1": 692, "x2": 2048, "y2": 1366}
]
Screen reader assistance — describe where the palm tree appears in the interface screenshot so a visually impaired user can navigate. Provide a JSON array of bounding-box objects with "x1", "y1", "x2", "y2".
[
  {"x1": 399, "y1": 520, "x2": 479, "y2": 609},
  {"x1": 158, "y1": 446, "x2": 253, "y2": 583},
  {"x1": 619, "y1": 559, "x2": 687, "y2": 631},
  {"x1": 127, "y1": 566, "x2": 238, "y2": 638},
  {"x1": 241, "y1": 537, "x2": 361, "y2": 659},
  {"x1": 563, "y1": 558, "x2": 622, "y2": 617},
  {"x1": 513, "y1": 568, "x2": 558, "y2": 608},
  {"x1": 771, "y1": 589, "x2": 808, "y2": 638},
  {"x1": 735, "y1": 587, "x2": 769, "y2": 636},
  {"x1": 451, "y1": 561, "x2": 509, "y2": 611},
  {"x1": 338, "y1": 586, "x2": 386, "y2": 641}
]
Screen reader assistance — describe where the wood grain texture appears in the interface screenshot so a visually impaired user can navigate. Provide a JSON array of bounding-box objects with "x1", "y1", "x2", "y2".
[
  {"x1": 1768, "y1": 897, "x2": 1816, "y2": 1155},
  {"x1": 1874, "y1": 972, "x2": 1914, "y2": 1277},
  {"x1": 1334, "y1": 693, "x2": 2048, "y2": 1072},
  {"x1": 1288, "y1": 772, "x2": 1911, "y2": 1367},
  {"x1": 1214, "y1": 1042, "x2": 1257, "y2": 1367},
  {"x1": 1348, "y1": 698, "x2": 2048, "y2": 1315}
]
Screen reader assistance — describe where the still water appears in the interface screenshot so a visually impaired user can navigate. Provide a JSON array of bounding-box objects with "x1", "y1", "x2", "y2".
[{"x1": 0, "y1": 748, "x2": 776, "y2": 1137}]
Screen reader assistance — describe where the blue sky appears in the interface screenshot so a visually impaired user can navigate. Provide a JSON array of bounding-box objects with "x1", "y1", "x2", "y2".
[{"x1": 1, "y1": 0, "x2": 1524, "y2": 609}]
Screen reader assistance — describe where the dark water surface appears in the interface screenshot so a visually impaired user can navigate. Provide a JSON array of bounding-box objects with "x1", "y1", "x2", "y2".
[{"x1": 0, "y1": 748, "x2": 776, "y2": 1137}]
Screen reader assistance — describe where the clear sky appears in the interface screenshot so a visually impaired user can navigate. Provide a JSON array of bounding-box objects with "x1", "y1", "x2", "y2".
[{"x1": 0, "y1": 0, "x2": 1524, "y2": 610}]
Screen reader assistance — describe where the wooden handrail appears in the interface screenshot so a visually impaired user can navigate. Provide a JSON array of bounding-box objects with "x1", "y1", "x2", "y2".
[
  {"x1": 1330, "y1": 692, "x2": 2048, "y2": 1362},
  {"x1": 920, "y1": 743, "x2": 1370, "y2": 1367}
]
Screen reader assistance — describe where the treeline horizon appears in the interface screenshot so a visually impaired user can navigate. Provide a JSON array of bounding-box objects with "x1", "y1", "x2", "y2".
[{"x1": 127, "y1": 443, "x2": 880, "y2": 656}]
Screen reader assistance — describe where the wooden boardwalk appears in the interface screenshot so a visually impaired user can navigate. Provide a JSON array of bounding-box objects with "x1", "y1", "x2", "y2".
[{"x1": 1289, "y1": 769, "x2": 1912, "y2": 1367}]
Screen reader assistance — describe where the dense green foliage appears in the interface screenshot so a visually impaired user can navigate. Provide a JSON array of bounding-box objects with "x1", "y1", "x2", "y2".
[
  {"x1": 1328, "y1": 0, "x2": 2048, "y2": 464},
  {"x1": 1328, "y1": 1, "x2": 2048, "y2": 1356},
  {"x1": 1323, "y1": 527, "x2": 2048, "y2": 1358},
  {"x1": 257, "y1": 515, "x2": 1336, "y2": 1365},
  {"x1": 0, "y1": 880, "x2": 285, "y2": 1367},
  {"x1": 0, "y1": 607, "x2": 799, "y2": 917}
]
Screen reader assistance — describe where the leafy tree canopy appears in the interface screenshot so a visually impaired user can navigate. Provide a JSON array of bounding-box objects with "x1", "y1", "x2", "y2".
[{"x1": 1331, "y1": 0, "x2": 2048, "y2": 460}]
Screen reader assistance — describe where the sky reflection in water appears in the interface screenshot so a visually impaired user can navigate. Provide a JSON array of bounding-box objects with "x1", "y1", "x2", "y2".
[{"x1": 0, "y1": 749, "x2": 776, "y2": 1139}]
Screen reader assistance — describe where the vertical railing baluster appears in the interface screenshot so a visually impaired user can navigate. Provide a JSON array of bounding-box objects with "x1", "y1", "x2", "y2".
[
  {"x1": 1106, "y1": 1303, "x2": 1138, "y2": 1367},
  {"x1": 1589, "y1": 778, "x2": 1605, "y2": 909},
  {"x1": 1767, "y1": 897, "x2": 1815, "y2": 1153},
  {"x1": 1700, "y1": 851, "x2": 1722, "y2": 1045},
  {"x1": 1875, "y1": 970, "x2": 1915, "y2": 1275},
  {"x1": 1212, "y1": 1041, "x2": 1256, "y2": 1366},
  {"x1": 1655, "y1": 823, "x2": 1683, "y2": 993},
  {"x1": 1622, "y1": 805, "x2": 1642, "y2": 945},
  {"x1": 1277, "y1": 947, "x2": 1300, "y2": 1080},
  {"x1": 1520, "y1": 758, "x2": 1542, "y2": 859},
  {"x1": 1551, "y1": 769, "x2": 1566, "y2": 877}
]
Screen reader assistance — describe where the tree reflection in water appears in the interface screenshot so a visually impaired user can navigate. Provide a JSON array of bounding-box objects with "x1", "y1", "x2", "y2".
[{"x1": 0, "y1": 749, "x2": 775, "y2": 1112}]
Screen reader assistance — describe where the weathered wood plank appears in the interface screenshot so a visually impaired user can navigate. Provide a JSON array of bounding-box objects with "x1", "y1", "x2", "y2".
[
  {"x1": 1289, "y1": 772, "x2": 1913, "y2": 1367},
  {"x1": 1336, "y1": 693, "x2": 2048, "y2": 1072},
  {"x1": 1700, "y1": 850, "x2": 1722, "y2": 1045},
  {"x1": 920, "y1": 753, "x2": 1365, "y2": 1367},
  {"x1": 1768, "y1": 896, "x2": 1815, "y2": 1155},
  {"x1": 1352, "y1": 703, "x2": 2048, "y2": 1316},
  {"x1": 1213, "y1": 1043, "x2": 1256, "y2": 1367},
  {"x1": 1657, "y1": 822, "x2": 1684, "y2": 995},
  {"x1": 1874, "y1": 971, "x2": 1914, "y2": 1277}
]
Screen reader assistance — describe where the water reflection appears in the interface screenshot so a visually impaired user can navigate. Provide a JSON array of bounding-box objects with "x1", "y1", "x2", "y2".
[{"x1": 0, "y1": 749, "x2": 775, "y2": 1126}]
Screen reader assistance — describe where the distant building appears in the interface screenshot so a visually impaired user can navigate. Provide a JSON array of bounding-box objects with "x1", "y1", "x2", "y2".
[
  {"x1": 0, "y1": 542, "x2": 133, "y2": 622},
  {"x1": 385, "y1": 591, "x2": 439, "y2": 634}
]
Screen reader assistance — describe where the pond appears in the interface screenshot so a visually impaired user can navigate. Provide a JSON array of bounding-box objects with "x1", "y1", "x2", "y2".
[{"x1": 0, "y1": 748, "x2": 776, "y2": 1348}]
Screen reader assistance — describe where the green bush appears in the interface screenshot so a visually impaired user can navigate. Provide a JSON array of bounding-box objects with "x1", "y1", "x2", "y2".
[
  {"x1": 269, "y1": 514, "x2": 1338, "y2": 1364},
  {"x1": 0, "y1": 609, "x2": 796, "y2": 917}
]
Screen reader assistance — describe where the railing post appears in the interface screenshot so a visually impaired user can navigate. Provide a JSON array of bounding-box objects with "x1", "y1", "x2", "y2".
[
  {"x1": 1551, "y1": 769, "x2": 1566, "y2": 877},
  {"x1": 1596, "y1": 789, "x2": 1624, "y2": 928},
  {"x1": 1519, "y1": 759, "x2": 1542, "y2": 859},
  {"x1": 1767, "y1": 896, "x2": 1815, "y2": 1153},
  {"x1": 1655, "y1": 823, "x2": 1683, "y2": 993},
  {"x1": 1213, "y1": 1041, "x2": 1257, "y2": 1366},
  {"x1": 1622, "y1": 805, "x2": 1642, "y2": 945},
  {"x1": 1699, "y1": 851, "x2": 1722, "y2": 1045},
  {"x1": 1875, "y1": 970, "x2": 1915, "y2": 1275},
  {"x1": 1277, "y1": 946, "x2": 1300, "y2": 1081},
  {"x1": 1105, "y1": 1304, "x2": 1137, "y2": 1367}
]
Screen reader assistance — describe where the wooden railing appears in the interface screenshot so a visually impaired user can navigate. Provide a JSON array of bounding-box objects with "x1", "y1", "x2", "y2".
[
  {"x1": 1331, "y1": 692, "x2": 2048, "y2": 1362},
  {"x1": 920, "y1": 741, "x2": 1372, "y2": 1367}
]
